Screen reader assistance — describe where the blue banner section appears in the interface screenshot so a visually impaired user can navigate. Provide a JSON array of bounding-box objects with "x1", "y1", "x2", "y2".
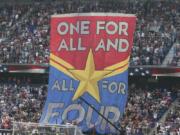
[{"x1": 40, "y1": 66, "x2": 128, "y2": 134}]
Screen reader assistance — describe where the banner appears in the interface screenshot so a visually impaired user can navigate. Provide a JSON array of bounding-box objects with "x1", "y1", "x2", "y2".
[{"x1": 40, "y1": 13, "x2": 136, "y2": 134}]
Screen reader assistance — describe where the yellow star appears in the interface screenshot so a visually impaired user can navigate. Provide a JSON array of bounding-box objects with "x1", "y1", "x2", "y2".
[{"x1": 69, "y1": 49, "x2": 112, "y2": 102}]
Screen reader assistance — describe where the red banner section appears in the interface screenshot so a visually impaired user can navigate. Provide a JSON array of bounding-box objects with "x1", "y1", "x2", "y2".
[{"x1": 50, "y1": 13, "x2": 136, "y2": 70}]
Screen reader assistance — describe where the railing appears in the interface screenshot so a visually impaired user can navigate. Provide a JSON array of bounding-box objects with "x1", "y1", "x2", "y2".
[
  {"x1": 0, "y1": 122, "x2": 179, "y2": 135},
  {"x1": 12, "y1": 121, "x2": 84, "y2": 135},
  {"x1": 0, "y1": 129, "x2": 12, "y2": 135}
]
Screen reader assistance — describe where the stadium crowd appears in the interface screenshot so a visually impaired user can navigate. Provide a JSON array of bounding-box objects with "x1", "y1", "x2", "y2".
[
  {"x1": 0, "y1": 78, "x2": 47, "y2": 129},
  {"x1": 171, "y1": 43, "x2": 180, "y2": 66},
  {"x1": 156, "y1": 106, "x2": 180, "y2": 135},
  {"x1": 120, "y1": 86, "x2": 178, "y2": 135},
  {"x1": 0, "y1": 0, "x2": 180, "y2": 65},
  {"x1": 0, "y1": 4, "x2": 29, "y2": 38},
  {"x1": 0, "y1": 78, "x2": 178, "y2": 135},
  {"x1": 0, "y1": 0, "x2": 180, "y2": 134}
]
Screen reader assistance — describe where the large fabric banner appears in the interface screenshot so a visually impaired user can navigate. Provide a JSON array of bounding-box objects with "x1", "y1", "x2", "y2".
[{"x1": 40, "y1": 13, "x2": 136, "y2": 134}]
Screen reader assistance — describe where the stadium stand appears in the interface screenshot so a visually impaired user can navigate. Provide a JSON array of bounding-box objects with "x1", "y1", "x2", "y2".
[
  {"x1": 170, "y1": 43, "x2": 180, "y2": 66},
  {"x1": 0, "y1": 80, "x2": 47, "y2": 129},
  {"x1": 0, "y1": 78, "x2": 178, "y2": 135},
  {"x1": 120, "y1": 86, "x2": 178, "y2": 135},
  {"x1": 0, "y1": 0, "x2": 179, "y2": 135},
  {"x1": 156, "y1": 103, "x2": 180, "y2": 135},
  {"x1": 0, "y1": 0, "x2": 180, "y2": 65}
]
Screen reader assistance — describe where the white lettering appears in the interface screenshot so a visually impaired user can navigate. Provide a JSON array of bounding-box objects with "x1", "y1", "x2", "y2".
[
  {"x1": 58, "y1": 39, "x2": 68, "y2": 51},
  {"x1": 95, "y1": 39, "x2": 129, "y2": 52},
  {"x1": 96, "y1": 21, "x2": 128, "y2": 36},
  {"x1": 95, "y1": 39, "x2": 105, "y2": 51},
  {"x1": 57, "y1": 22, "x2": 69, "y2": 35},
  {"x1": 81, "y1": 21, "x2": 90, "y2": 34},
  {"x1": 96, "y1": 21, "x2": 106, "y2": 34},
  {"x1": 57, "y1": 21, "x2": 90, "y2": 35},
  {"x1": 106, "y1": 21, "x2": 118, "y2": 35}
]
